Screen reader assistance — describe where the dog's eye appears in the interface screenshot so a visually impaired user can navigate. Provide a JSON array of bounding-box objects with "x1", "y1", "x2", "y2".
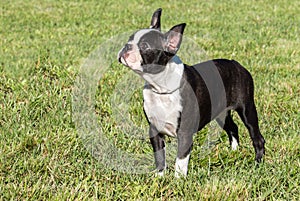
[{"x1": 139, "y1": 42, "x2": 150, "y2": 51}]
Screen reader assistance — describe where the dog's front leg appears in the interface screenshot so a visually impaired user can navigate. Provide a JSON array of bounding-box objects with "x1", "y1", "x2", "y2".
[
  {"x1": 149, "y1": 125, "x2": 166, "y2": 176},
  {"x1": 175, "y1": 132, "x2": 193, "y2": 178}
]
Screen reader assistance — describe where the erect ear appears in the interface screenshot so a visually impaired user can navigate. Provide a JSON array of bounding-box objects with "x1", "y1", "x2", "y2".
[
  {"x1": 150, "y1": 8, "x2": 162, "y2": 30},
  {"x1": 164, "y1": 23, "x2": 186, "y2": 55}
]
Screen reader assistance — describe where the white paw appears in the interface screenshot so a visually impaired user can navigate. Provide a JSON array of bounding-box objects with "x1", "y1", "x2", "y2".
[
  {"x1": 231, "y1": 137, "x2": 239, "y2": 150},
  {"x1": 174, "y1": 154, "x2": 190, "y2": 178},
  {"x1": 155, "y1": 170, "x2": 165, "y2": 177}
]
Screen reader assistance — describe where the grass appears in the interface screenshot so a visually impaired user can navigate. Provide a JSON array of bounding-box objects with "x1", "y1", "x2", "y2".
[{"x1": 1, "y1": 0, "x2": 299, "y2": 200}]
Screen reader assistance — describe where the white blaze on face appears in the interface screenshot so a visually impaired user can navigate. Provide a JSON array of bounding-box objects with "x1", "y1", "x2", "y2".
[{"x1": 132, "y1": 29, "x2": 161, "y2": 44}]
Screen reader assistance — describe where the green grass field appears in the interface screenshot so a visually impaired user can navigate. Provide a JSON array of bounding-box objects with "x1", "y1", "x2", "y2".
[{"x1": 1, "y1": 0, "x2": 299, "y2": 200}]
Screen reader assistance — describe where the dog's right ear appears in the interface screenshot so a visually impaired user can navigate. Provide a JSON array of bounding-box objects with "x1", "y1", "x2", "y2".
[{"x1": 150, "y1": 8, "x2": 162, "y2": 30}]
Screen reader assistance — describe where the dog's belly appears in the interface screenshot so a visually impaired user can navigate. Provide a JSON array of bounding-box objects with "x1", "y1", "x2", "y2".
[{"x1": 143, "y1": 88, "x2": 182, "y2": 137}]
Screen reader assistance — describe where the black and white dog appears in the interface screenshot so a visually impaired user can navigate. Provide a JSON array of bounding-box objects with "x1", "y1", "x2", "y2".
[{"x1": 118, "y1": 8, "x2": 265, "y2": 177}]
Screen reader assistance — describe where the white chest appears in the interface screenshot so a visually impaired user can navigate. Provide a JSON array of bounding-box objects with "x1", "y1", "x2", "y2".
[{"x1": 143, "y1": 88, "x2": 182, "y2": 137}]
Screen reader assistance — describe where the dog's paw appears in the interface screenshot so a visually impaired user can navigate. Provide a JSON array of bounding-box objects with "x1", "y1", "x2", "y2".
[
  {"x1": 231, "y1": 137, "x2": 239, "y2": 150},
  {"x1": 174, "y1": 156, "x2": 189, "y2": 178},
  {"x1": 155, "y1": 170, "x2": 165, "y2": 177}
]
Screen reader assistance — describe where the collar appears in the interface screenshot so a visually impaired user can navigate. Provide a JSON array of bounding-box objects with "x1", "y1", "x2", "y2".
[{"x1": 146, "y1": 83, "x2": 181, "y2": 95}]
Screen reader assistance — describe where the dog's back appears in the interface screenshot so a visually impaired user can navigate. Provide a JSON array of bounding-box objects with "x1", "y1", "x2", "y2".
[{"x1": 181, "y1": 59, "x2": 255, "y2": 130}]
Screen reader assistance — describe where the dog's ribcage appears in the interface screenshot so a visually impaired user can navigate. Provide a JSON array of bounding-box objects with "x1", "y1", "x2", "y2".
[{"x1": 143, "y1": 88, "x2": 182, "y2": 137}]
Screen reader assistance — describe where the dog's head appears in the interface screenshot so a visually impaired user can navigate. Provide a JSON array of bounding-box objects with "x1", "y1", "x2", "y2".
[{"x1": 118, "y1": 8, "x2": 186, "y2": 75}]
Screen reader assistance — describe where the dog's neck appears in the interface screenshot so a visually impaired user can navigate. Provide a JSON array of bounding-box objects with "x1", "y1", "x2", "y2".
[{"x1": 142, "y1": 55, "x2": 184, "y2": 94}]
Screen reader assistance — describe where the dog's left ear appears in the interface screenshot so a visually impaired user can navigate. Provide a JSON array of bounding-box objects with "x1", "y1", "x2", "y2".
[
  {"x1": 164, "y1": 23, "x2": 186, "y2": 55},
  {"x1": 150, "y1": 8, "x2": 162, "y2": 30}
]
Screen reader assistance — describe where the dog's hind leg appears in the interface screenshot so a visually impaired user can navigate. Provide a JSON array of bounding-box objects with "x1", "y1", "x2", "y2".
[
  {"x1": 216, "y1": 111, "x2": 239, "y2": 150},
  {"x1": 149, "y1": 125, "x2": 166, "y2": 176},
  {"x1": 236, "y1": 102, "x2": 265, "y2": 162}
]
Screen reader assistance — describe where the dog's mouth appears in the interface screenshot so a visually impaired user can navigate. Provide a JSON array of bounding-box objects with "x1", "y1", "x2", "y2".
[{"x1": 118, "y1": 55, "x2": 128, "y2": 66}]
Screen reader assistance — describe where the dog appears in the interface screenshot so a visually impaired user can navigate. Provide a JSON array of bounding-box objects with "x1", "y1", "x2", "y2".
[{"x1": 118, "y1": 8, "x2": 265, "y2": 177}]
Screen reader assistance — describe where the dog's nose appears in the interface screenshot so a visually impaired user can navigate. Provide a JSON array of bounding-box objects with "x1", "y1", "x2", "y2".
[
  {"x1": 118, "y1": 44, "x2": 132, "y2": 63},
  {"x1": 118, "y1": 56, "x2": 122, "y2": 63},
  {"x1": 118, "y1": 49, "x2": 127, "y2": 63},
  {"x1": 118, "y1": 47, "x2": 125, "y2": 63}
]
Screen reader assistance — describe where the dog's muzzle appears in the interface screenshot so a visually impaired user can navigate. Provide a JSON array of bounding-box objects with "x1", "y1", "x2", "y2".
[{"x1": 118, "y1": 44, "x2": 133, "y2": 63}]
